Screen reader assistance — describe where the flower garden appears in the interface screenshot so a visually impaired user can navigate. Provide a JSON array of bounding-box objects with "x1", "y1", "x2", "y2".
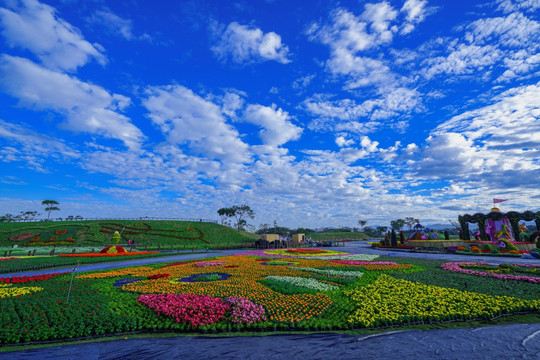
[{"x1": 0, "y1": 248, "x2": 539, "y2": 345}]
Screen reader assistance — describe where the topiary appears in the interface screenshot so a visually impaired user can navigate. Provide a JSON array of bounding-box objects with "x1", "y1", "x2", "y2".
[
  {"x1": 470, "y1": 245, "x2": 481, "y2": 253},
  {"x1": 496, "y1": 238, "x2": 519, "y2": 252},
  {"x1": 481, "y1": 243, "x2": 493, "y2": 252},
  {"x1": 491, "y1": 248, "x2": 501, "y2": 254}
]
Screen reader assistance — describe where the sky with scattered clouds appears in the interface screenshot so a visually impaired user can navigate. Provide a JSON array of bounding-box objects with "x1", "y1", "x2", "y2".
[{"x1": 0, "y1": 0, "x2": 539, "y2": 229}]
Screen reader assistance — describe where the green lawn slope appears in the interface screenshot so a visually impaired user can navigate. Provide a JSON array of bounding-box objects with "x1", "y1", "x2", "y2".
[{"x1": 0, "y1": 220, "x2": 256, "y2": 250}]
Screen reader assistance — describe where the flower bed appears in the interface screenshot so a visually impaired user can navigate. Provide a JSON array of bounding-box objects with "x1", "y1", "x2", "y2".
[
  {"x1": 1, "y1": 251, "x2": 540, "y2": 344},
  {"x1": 441, "y1": 262, "x2": 540, "y2": 284},
  {"x1": 194, "y1": 261, "x2": 225, "y2": 267},
  {"x1": 0, "y1": 272, "x2": 69, "y2": 284},
  {"x1": 58, "y1": 251, "x2": 159, "y2": 257}
]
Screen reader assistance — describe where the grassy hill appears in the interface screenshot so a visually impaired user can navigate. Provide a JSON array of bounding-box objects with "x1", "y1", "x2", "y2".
[
  {"x1": 306, "y1": 231, "x2": 368, "y2": 241},
  {"x1": 0, "y1": 220, "x2": 256, "y2": 250}
]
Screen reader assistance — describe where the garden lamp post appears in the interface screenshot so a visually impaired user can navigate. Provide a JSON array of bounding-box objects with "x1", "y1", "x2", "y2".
[{"x1": 66, "y1": 261, "x2": 79, "y2": 304}]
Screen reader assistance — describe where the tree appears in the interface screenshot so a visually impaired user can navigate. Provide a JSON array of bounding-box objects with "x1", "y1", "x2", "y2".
[
  {"x1": 376, "y1": 226, "x2": 388, "y2": 235},
  {"x1": 42, "y1": 200, "x2": 60, "y2": 221},
  {"x1": 19, "y1": 211, "x2": 40, "y2": 221},
  {"x1": 217, "y1": 207, "x2": 235, "y2": 225},
  {"x1": 217, "y1": 205, "x2": 255, "y2": 231},
  {"x1": 391, "y1": 229, "x2": 398, "y2": 247},
  {"x1": 390, "y1": 219, "x2": 405, "y2": 231},
  {"x1": 358, "y1": 220, "x2": 367, "y2": 231},
  {"x1": 0, "y1": 213, "x2": 15, "y2": 222},
  {"x1": 403, "y1": 217, "x2": 419, "y2": 231},
  {"x1": 230, "y1": 205, "x2": 255, "y2": 232}
]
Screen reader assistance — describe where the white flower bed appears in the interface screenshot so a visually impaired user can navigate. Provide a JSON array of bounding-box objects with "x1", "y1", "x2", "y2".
[
  {"x1": 291, "y1": 267, "x2": 364, "y2": 278},
  {"x1": 266, "y1": 276, "x2": 339, "y2": 291}
]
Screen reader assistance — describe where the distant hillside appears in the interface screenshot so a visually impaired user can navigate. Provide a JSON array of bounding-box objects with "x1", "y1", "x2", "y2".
[
  {"x1": 0, "y1": 220, "x2": 256, "y2": 249},
  {"x1": 306, "y1": 231, "x2": 368, "y2": 241}
]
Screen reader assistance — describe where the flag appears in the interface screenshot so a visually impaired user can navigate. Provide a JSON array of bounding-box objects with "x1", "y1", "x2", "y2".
[{"x1": 493, "y1": 198, "x2": 508, "y2": 204}]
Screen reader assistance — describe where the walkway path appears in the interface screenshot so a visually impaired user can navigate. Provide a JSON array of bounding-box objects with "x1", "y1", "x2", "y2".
[{"x1": 2, "y1": 323, "x2": 539, "y2": 359}]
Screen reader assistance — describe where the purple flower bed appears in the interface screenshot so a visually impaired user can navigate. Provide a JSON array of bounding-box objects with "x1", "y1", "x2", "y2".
[
  {"x1": 113, "y1": 277, "x2": 143, "y2": 287},
  {"x1": 177, "y1": 273, "x2": 231, "y2": 283}
]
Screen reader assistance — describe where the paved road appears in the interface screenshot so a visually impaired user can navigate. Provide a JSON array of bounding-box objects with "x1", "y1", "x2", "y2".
[
  {"x1": 2, "y1": 323, "x2": 539, "y2": 359},
  {"x1": 3, "y1": 242, "x2": 538, "y2": 278},
  {"x1": 1, "y1": 243, "x2": 539, "y2": 359}
]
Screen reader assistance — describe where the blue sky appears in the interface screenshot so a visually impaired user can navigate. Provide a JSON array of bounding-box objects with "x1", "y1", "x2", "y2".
[{"x1": 0, "y1": 0, "x2": 539, "y2": 229}]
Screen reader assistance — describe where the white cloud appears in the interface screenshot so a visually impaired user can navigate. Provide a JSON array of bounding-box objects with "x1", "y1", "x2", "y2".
[
  {"x1": 0, "y1": 55, "x2": 143, "y2": 149},
  {"x1": 335, "y1": 136, "x2": 354, "y2": 147},
  {"x1": 143, "y1": 85, "x2": 251, "y2": 163},
  {"x1": 414, "y1": 82, "x2": 540, "y2": 188},
  {"x1": 0, "y1": 0, "x2": 106, "y2": 71},
  {"x1": 496, "y1": 0, "x2": 540, "y2": 14},
  {"x1": 466, "y1": 12, "x2": 539, "y2": 48},
  {"x1": 304, "y1": 87, "x2": 421, "y2": 133},
  {"x1": 400, "y1": 0, "x2": 429, "y2": 34},
  {"x1": 422, "y1": 44, "x2": 501, "y2": 79},
  {"x1": 243, "y1": 104, "x2": 302, "y2": 147},
  {"x1": 87, "y1": 7, "x2": 149, "y2": 41},
  {"x1": 0, "y1": 119, "x2": 80, "y2": 172},
  {"x1": 211, "y1": 22, "x2": 290, "y2": 64}
]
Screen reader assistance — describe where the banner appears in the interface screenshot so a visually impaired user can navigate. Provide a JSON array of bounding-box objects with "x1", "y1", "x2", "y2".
[{"x1": 493, "y1": 198, "x2": 508, "y2": 204}]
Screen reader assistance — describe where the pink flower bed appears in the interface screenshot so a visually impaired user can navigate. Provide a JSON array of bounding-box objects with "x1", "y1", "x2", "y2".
[
  {"x1": 194, "y1": 261, "x2": 225, "y2": 267},
  {"x1": 137, "y1": 294, "x2": 229, "y2": 327},
  {"x1": 0, "y1": 257, "x2": 18, "y2": 261},
  {"x1": 331, "y1": 260, "x2": 398, "y2": 266},
  {"x1": 225, "y1": 296, "x2": 266, "y2": 325},
  {"x1": 441, "y1": 262, "x2": 540, "y2": 284}
]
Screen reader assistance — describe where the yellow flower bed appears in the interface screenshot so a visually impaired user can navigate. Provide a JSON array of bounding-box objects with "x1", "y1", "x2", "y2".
[
  {"x1": 345, "y1": 274, "x2": 540, "y2": 327},
  {"x1": 0, "y1": 283, "x2": 43, "y2": 298}
]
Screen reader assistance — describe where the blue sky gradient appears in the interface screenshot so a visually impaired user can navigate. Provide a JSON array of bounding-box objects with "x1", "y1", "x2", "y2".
[{"x1": 0, "y1": 0, "x2": 539, "y2": 229}]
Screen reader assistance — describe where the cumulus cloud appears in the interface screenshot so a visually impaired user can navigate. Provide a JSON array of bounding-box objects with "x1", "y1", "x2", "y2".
[
  {"x1": 414, "y1": 82, "x2": 540, "y2": 187},
  {"x1": 143, "y1": 85, "x2": 251, "y2": 163},
  {"x1": 243, "y1": 104, "x2": 302, "y2": 147},
  {"x1": 211, "y1": 22, "x2": 290, "y2": 64},
  {"x1": 0, "y1": 55, "x2": 143, "y2": 149},
  {"x1": 0, "y1": 0, "x2": 106, "y2": 71}
]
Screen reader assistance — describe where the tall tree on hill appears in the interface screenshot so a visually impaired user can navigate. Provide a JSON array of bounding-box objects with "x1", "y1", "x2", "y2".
[
  {"x1": 217, "y1": 205, "x2": 255, "y2": 231},
  {"x1": 42, "y1": 200, "x2": 60, "y2": 221}
]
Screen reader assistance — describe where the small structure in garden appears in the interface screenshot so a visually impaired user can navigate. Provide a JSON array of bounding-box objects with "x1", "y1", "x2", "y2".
[{"x1": 485, "y1": 207, "x2": 515, "y2": 242}]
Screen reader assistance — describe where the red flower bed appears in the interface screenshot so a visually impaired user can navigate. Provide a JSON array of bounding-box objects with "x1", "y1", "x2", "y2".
[
  {"x1": 100, "y1": 245, "x2": 127, "y2": 254},
  {"x1": 0, "y1": 272, "x2": 69, "y2": 284},
  {"x1": 137, "y1": 293, "x2": 229, "y2": 327},
  {"x1": 286, "y1": 249, "x2": 327, "y2": 254},
  {"x1": 147, "y1": 273, "x2": 170, "y2": 280},
  {"x1": 58, "y1": 251, "x2": 158, "y2": 257}
]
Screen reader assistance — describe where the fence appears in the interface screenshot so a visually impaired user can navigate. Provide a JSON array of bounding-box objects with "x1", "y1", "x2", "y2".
[{"x1": 1, "y1": 217, "x2": 218, "y2": 224}]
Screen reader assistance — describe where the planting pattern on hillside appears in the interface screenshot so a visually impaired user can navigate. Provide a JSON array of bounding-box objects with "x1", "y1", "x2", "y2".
[{"x1": 99, "y1": 222, "x2": 208, "y2": 243}]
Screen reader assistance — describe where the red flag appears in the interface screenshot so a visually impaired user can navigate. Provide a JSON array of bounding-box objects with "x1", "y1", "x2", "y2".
[{"x1": 493, "y1": 198, "x2": 508, "y2": 204}]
